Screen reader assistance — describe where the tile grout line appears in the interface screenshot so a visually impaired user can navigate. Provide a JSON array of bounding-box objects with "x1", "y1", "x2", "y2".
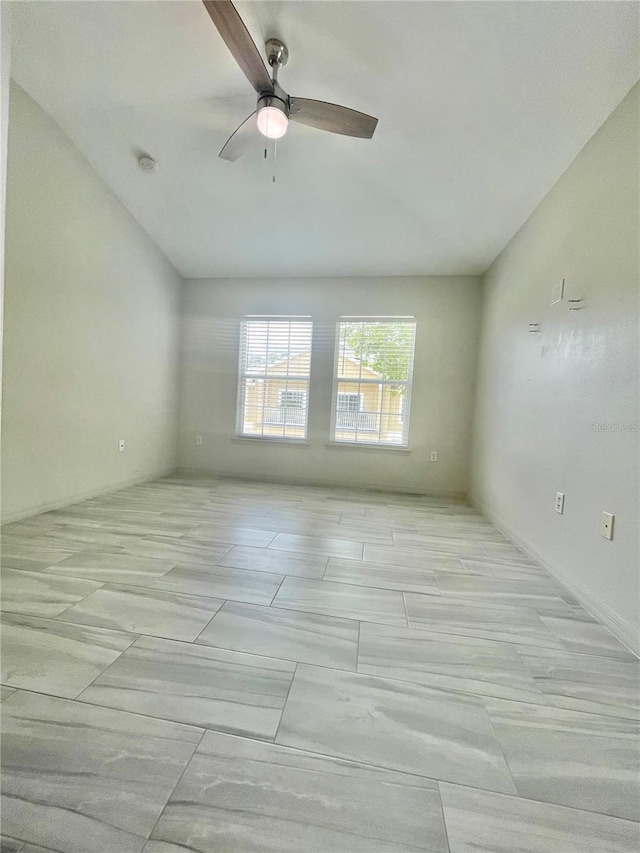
[
  {"x1": 436, "y1": 781, "x2": 454, "y2": 853},
  {"x1": 272, "y1": 661, "x2": 299, "y2": 745},
  {"x1": 141, "y1": 726, "x2": 209, "y2": 846}
]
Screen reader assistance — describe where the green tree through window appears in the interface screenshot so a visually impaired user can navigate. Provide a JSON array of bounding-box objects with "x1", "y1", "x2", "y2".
[{"x1": 342, "y1": 321, "x2": 413, "y2": 389}]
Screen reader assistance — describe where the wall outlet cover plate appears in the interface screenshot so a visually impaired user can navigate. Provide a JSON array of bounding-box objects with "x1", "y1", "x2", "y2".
[
  {"x1": 551, "y1": 278, "x2": 565, "y2": 305},
  {"x1": 601, "y1": 512, "x2": 614, "y2": 540}
]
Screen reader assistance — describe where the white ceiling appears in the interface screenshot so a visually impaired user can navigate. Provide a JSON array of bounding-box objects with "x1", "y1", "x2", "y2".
[{"x1": 10, "y1": 1, "x2": 639, "y2": 279}]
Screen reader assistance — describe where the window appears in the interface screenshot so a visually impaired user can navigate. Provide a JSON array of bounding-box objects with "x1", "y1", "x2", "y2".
[
  {"x1": 279, "y1": 390, "x2": 307, "y2": 409},
  {"x1": 337, "y1": 393, "x2": 363, "y2": 413},
  {"x1": 237, "y1": 316, "x2": 313, "y2": 440},
  {"x1": 331, "y1": 317, "x2": 416, "y2": 447}
]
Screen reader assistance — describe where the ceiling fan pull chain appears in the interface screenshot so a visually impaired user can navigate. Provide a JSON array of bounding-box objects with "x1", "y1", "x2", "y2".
[{"x1": 272, "y1": 138, "x2": 277, "y2": 183}]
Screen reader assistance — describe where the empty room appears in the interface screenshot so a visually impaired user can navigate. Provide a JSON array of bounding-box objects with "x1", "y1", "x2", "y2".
[{"x1": 0, "y1": 1, "x2": 638, "y2": 851}]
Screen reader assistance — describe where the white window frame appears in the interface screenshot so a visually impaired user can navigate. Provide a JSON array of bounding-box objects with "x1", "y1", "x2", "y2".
[
  {"x1": 236, "y1": 316, "x2": 313, "y2": 441},
  {"x1": 278, "y1": 389, "x2": 307, "y2": 408},
  {"x1": 330, "y1": 316, "x2": 416, "y2": 448},
  {"x1": 337, "y1": 392, "x2": 363, "y2": 413}
]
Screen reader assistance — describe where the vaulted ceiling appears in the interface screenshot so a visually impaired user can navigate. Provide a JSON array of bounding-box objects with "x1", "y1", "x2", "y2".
[{"x1": 10, "y1": 1, "x2": 639, "y2": 278}]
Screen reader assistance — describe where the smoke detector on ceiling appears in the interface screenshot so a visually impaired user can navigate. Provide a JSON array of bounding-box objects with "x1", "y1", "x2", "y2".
[{"x1": 138, "y1": 155, "x2": 158, "y2": 172}]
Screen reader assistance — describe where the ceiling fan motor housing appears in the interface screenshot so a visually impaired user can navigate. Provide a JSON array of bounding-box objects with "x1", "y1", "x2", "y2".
[{"x1": 257, "y1": 93, "x2": 289, "y2": 119}]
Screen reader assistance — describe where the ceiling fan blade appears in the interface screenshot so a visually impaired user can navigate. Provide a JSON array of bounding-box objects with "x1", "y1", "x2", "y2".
[
  {"x1": 289, "y1": 98, "x2": 378, "y2": 139},
  {"x1": 202, "y1": 1, "x2": 273, "y2": 95},
  {"x1": 219, "y1": 111, "x2": 258, "y2": 161}
]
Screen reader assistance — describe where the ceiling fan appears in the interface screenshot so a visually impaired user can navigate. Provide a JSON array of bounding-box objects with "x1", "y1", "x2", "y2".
[{"x1": 202, "y1": 0, "x2": 378, "y2": 161}]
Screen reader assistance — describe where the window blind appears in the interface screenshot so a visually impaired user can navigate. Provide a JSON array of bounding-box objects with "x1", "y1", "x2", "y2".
[{"x1": 237, "y1": 316, "x2": 313, "y2": 440}]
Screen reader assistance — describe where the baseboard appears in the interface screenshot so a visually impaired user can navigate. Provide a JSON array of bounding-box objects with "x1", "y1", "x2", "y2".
[
  {"x1": 470, "y1": 497, "x2": 640, "y2": 658},
  {"x1": 1, "y1": 467, "x2": 178, "y2": 524},
  {"x1": 175, "y1": 467, "x2": 467, "y2": 501}
]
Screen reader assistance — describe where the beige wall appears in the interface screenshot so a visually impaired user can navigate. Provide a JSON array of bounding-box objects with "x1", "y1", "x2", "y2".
[
  {"x1": 178, "y1": 275, "x2": 481, "y2": 496},
  {"x1": 1, "y1": 84, "x2": 183, "y2": 521},
  {"x1": 470, "y1": 84, "x2": 639, "y2": 652}
]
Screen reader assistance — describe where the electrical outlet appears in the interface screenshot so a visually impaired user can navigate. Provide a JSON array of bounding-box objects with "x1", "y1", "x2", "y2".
[
  {"x1": 601, "y1": 512, "x2": 614, "y2": 540},
  {"x1": 118, "y1": 439, "x2": 125, "y2": 452},
  {"x1": 555, "y1": 492, "x2": 565, "y2": 514},
  {"x1": 196, "y1": 435, "x2": 203, "y2": 446},
  {"x1": 430, "y1": 451, "x2": 438, "y2": 462}
]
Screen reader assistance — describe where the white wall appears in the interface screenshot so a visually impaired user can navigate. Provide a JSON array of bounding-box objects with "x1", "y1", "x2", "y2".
[
  {"x1": 178, "y1": 275, "x2": 481, "y2": 496},
  {"x1": 0, "y1": 2, "x2": 11, "y2": 522},
  {"x1": 470, "y1": 84, "x2": 639, "y2": 652},
  {"x1": 1, "y1": 84, "x2": 183, "y2": 521}
]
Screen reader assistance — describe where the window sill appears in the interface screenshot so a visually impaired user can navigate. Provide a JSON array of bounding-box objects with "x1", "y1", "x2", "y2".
[
  {"x1": 232, "y1": 436, "x2": 309, "y2": 446},
  {"x1": 326, "y1": 442, "x2": 411, "y2": 453}
]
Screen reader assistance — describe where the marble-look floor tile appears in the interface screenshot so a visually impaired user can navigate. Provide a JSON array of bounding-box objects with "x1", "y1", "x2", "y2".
[
  {"x1": 42, "y1": 551, "x2": 176, "y2": 585},
  {"x1": 196, "y1": 601, "x2": 358, "y2": 670},
  {"x1": 0, "y1": 838, "x2": 26, "y2": 853},
  {"x1": 435, "y1": 572, "x2": 572, "y2": 613},
  {"x1": 229, "y1": 513, "x2": 310, "y2": 534},
  {"x1": 0, "y1": 690, "x2": 200, "y2": 853},
  {"x1": 1, "y1": 542, "x2": 75, "y2": 571},
  {"x1": 18, "y1": 526, "x2": 138, "y2": 553},
  {"x1": 1, "y1": 613, "x2": 135, "y2": 698},
  {"x1": 404, "y1": 595, "x2": 564, "y2": 648},
  {"x1": 393, "y1": 532, "x2": 487, "y2": 555},
  {"x1": 273, "y1": 576, "x2": 407, "y2": 626},
  {"x1": 216, "y1": 544, "x2": 327, "y2": 578},
  {"x1": 459, "y1": 556, "x2": 547, "y2": 579},
  {"x1": 79, "y1": 635, "x2": 295, "y2": 739},
  {"x1": 0, "y1": 839, "x2": 22, "y2": 853},
  {"x1": 158, "y1": 509, "x2": 241, "y2": 526},
  {"x1": 306, "y1": 522, "x2": 395, "y2": 545},
  {"x1": 269, "y1": 532, "x2": 363, "y2": 560},
  {"x1": 439, "y1": 782, "x2": 640, "y2": 853},
  {"x1": 101, "y1": 517, "x2": 198, "y2": 538},
  {"x1": 539, "y1": 613, "x2": 638, "y2": 660},
  {"x1": 363, "y1": 543, "x2": 463, "y2": 571},
  {"x1": 484, "y1": 697, "x2": 640, "y2": 821},
  {"x1": 145, "y1": 731, "x2": 449, "y2": 853},
  {"x1": 338, "y1": 514, "x2": 418, "y2": 533},
  {"x1": 265, "y1": 508, "x2": 343, "y2": 524},
  {"x1": 324, "y1": 557, "x2": 442, "y2": 595},
  {"x1": 184, "y1": 524, "x2": 277, "y2": 548},
  {"x1": 516, "y1": 646, "x2": 640, "y2": 720},
  {"x1": 0, "y1": 568, "x2": 102, "y2": 617},
  {"x1": 58, "y1": 584, "x2": 224, "y2": 642},
  {"x1": 358, "y1": 623, "x2": 546, "y2": 702},
  {"x1": 1, "y1": 686, "x2": 17, "y2": 702},
  {"x1": 412, "y1": 523, "x2": 501, "y2": 542},
  {"x1": 479, "y1": 541, "x2": 534, "y2": 560},
  {"x1": 277, "y1": 665, "x2": 516, "y2": 792},
  {"x1": 153, "y1": 563, "x2": 283, "y2": 605},
  {"x1": 1, "y1": 552, "x2": 76, "y2": 573},
  {"x1": 118, "y1": 535, "x2": 232, "y2": 565}
]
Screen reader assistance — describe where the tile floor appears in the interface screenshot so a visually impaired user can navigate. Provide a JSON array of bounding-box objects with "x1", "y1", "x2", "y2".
[{"x1": 1, "y1": 474, "x2": 638, "y2": 853}]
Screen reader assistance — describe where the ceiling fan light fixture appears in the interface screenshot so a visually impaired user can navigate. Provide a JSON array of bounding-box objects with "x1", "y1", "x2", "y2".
[{"x1": 257, "y1": 103, "x2": 289, "y2": 139}]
